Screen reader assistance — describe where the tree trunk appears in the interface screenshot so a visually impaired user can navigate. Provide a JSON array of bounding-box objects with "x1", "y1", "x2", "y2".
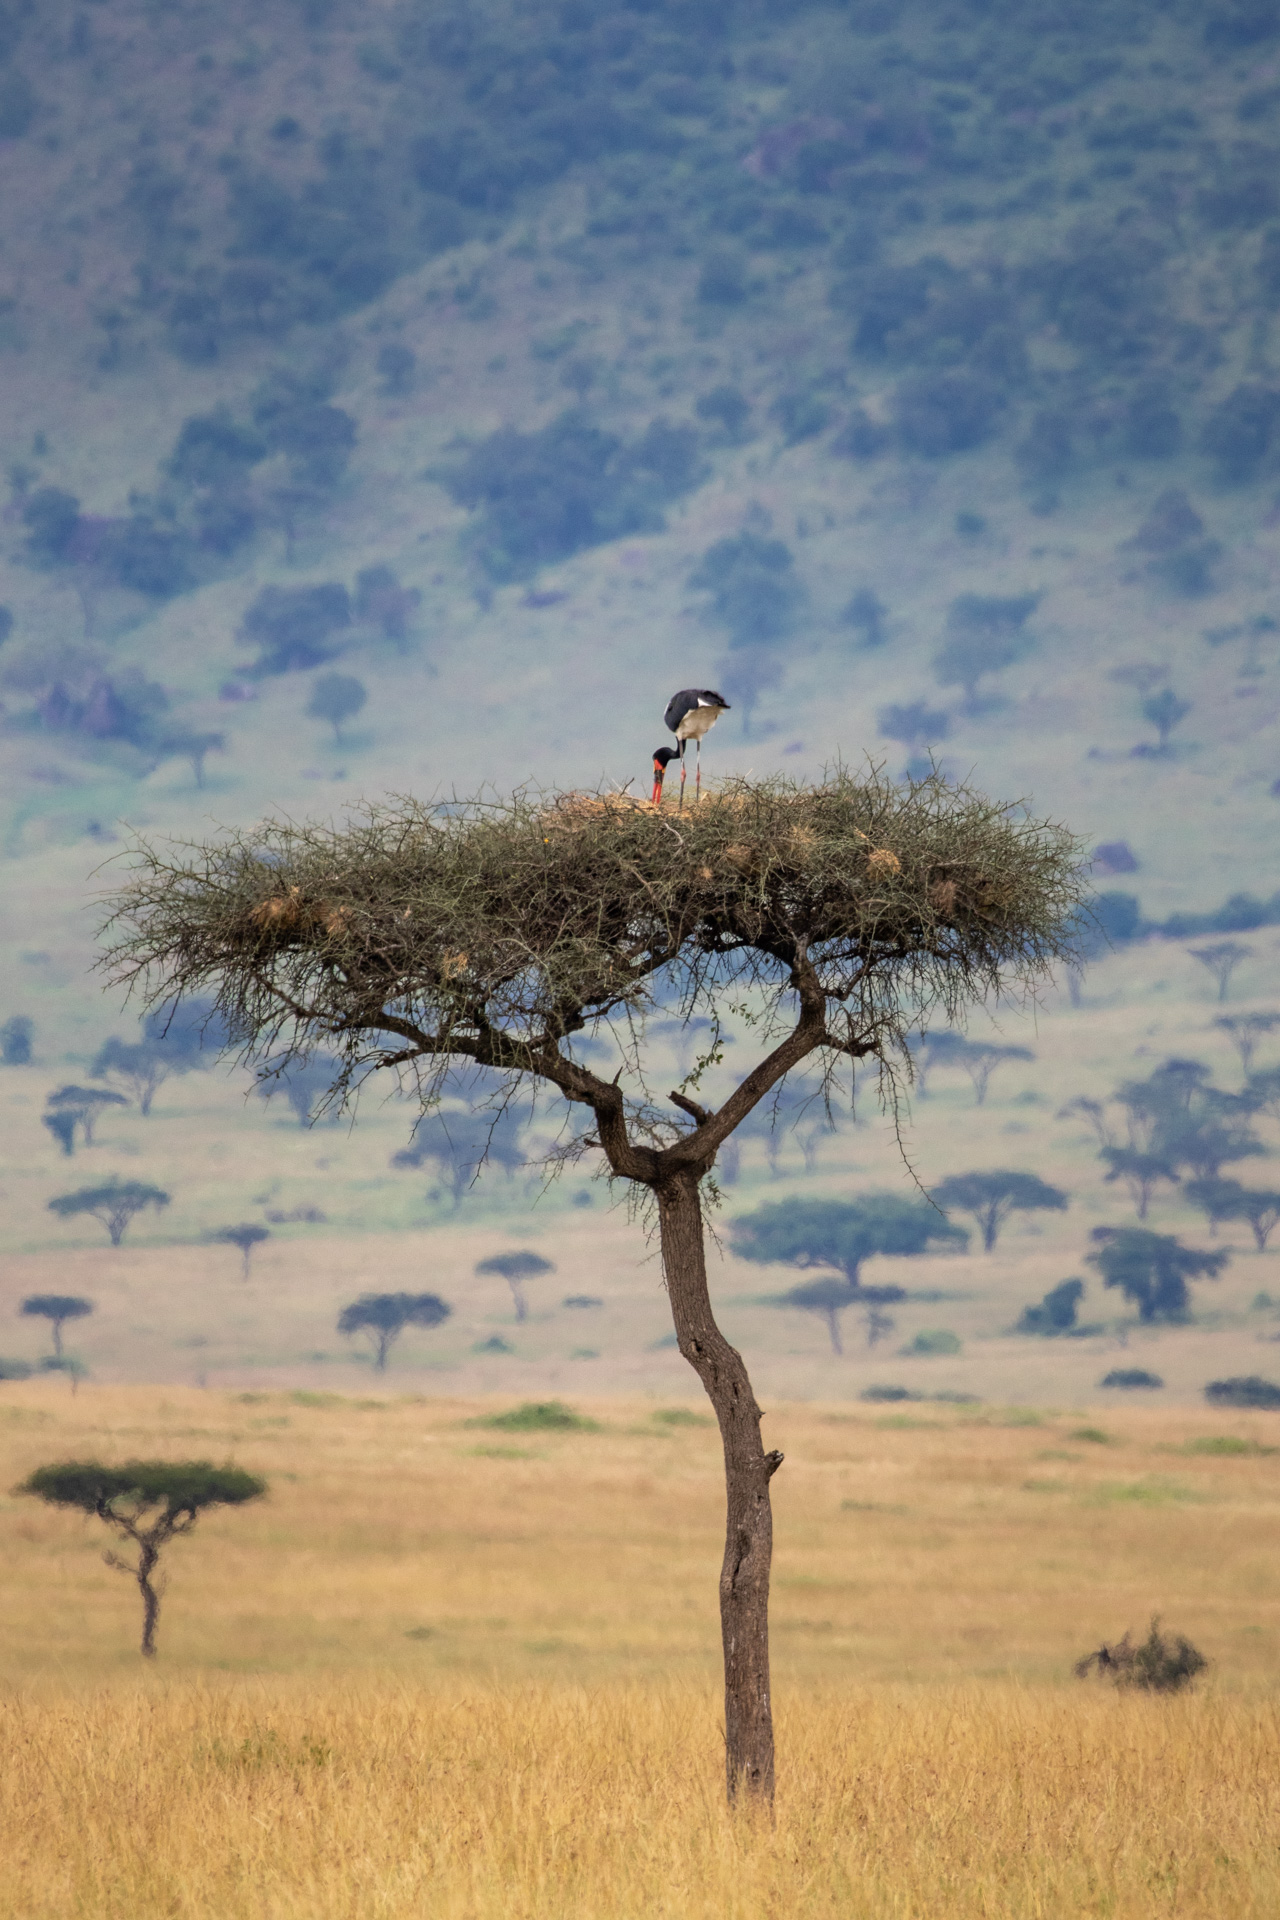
[
  {"x1": 51, "y1": 1320, "x2": 64, "y2": 1358},
  {"x1": 657, "y1": 1167, "x2": 779, "y2": 1807},
  {"x1": 137, "y1": 1542, "x2": 160, "y2": 1658},
  {"x1": 824, "y1": 1308, "x2": 843, "y2": 1356}
]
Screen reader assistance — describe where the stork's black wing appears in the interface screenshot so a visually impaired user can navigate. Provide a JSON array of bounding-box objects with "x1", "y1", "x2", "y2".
[{"x1": 663, "y1": 688, "x2": 730, "y2": 733}]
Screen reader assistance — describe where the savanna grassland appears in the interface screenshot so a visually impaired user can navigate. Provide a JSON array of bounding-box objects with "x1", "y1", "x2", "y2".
[{"x1": 2, "y1": 1382, "x2": 1279, "y2": 1917}]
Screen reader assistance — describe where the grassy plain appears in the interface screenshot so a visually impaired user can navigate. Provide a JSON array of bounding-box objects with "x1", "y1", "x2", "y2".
[{"x1": 1, "y1": 1383, "x2": 1279, "y2": 1916}]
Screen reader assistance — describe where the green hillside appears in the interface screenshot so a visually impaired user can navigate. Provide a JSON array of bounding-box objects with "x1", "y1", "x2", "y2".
[{"x1": 1, "y1": 0, "x2": 1279, "y2": 1391}]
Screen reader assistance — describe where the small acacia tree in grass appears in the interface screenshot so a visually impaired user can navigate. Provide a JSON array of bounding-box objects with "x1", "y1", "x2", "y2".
[
  {"x1": 1185, "y1": 1178, "x2": 1280, "y2": 1250},
  {"x1": 21, "y1": 1294, "x2": 93, "y2": 1358},
  {"x1": 476, "y1": 1249, "x2": 554, "y2": 1322},
  {"x1": 337, "y1": 1291, "x2": 451, "y2": 1371},
  {"x1": 47, "y1": 1179, "x2": 170, "y2": 1246},
  {"x1": 1191, "y1": 941, "x2": 1250, "y2": 1004},
  {"x1": 780, "y1": 1277, "x2": 899, "y2": 1354},
  {"x1": 98, "y1": 766, "x2": 1081, "y2": 1804},
  {"x1": 16, "y1": 1461, "x2": 265, "y2": 1657},
  {"x1": 930, "y1": 1169, "x2": 1068, "y2": 1251},
  {"x1": 1215, "y1": 1012, "x2": 1280, "y2": 1076},
  {"x1": 211, "y1": 1222, "x2": 270, "y2": 1278},
  {"x1": 730, "y1": 1194, "x2": 968, "y2": 1289}
]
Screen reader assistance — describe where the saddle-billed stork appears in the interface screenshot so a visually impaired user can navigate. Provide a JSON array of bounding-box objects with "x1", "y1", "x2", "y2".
[{"x1": 657, "y1": 688, "x2": 731, "y2": 804}]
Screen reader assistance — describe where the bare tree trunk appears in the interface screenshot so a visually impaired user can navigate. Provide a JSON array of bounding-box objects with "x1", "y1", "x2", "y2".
[
  {"x1": 657, "y1": 1167, "x2": 780, "y2": 1807},
  {"x1": 137, "y1": 1541, "x2": 160, "y2": 1658}
]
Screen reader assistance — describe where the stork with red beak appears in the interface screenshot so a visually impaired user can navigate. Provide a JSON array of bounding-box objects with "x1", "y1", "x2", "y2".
[{"x1": 659, "y1": 688, "x2": 731, "y2": 805}]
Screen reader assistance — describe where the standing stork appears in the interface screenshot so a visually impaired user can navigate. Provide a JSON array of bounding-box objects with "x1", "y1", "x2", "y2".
[{"x1": 663, "y1": 688, "x2": 731, "y2": 804}]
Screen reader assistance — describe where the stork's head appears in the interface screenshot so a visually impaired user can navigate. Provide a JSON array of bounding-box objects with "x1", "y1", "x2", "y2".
[{"x1": 651, "y1": 746, "x2": 679, "y2": 803}]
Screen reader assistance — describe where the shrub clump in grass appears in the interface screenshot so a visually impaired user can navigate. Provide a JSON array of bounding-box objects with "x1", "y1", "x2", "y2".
[
  {"x1": 906, "y1": 1328, "x2": 961, "y2": 1356},
  {"x1": 652, "y1": 1407, "x2": 713, "y2": 1427},
  {"x1": 475, "y1": 1400, "x2": 598, "y2": 1432},
  {"x1": 1185, "y1": 1435, "x2": 1276, "y2": 1455},
  {"x1": 1205, "y1": 1375, "x2": 1280, "y2": 1409},
  {"x1": 1101, "y1": 1368, "x2": 1163, "y2": 1390},
  {"x1": 860, "y1": 1384, "x2": 921, "y2": 1402},
  {"x1": 1075, "y1": 1617, "x2": 1208, "y2": 1692}
]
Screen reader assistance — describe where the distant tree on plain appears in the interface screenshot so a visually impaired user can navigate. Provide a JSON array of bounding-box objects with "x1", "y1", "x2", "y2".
[
  {"x1": 1184, "y1": 1178, "x2": 1280, "y2": 1250},
  {"x1": 1215, "y1": 1012, "x2": 1280, "y2": 1075},
  {"x1": 16, "y1": 1460, "x2": 265, "y2": 1658},
  {"x1": 1191, "y1": 941, "x2": 1250, "y2": 1003},
  {"x1": 211, "y1": 1223, "x2": 270, "y2": 1278},
  {"x1": 956, "y1": 1041, "x2": 1034, "y2": 1106},
  {"x1": 307, "y1": 672, "x2": 367, "y2": 743},
  {"x1": 47, "y1": 1179, "x2": 170, "y2": 1247},
  {"x1": 908, "y1": 1029, "x2": 970, "y2": 1098},
  {"x1": 44, "y1": 1084, "x2": 128, "y2": 1147},
  {"x1": 337, "y1": 1292, "x2": 451, "y2": 1371},
  {"x1": 476, "y1": 1250, "x2": 555, "y2": 1323},
  {"x1": 20, "y1": 1294, "x2": 93, "y2": 1358},
  {"x1": 43, "y1": 1109, "x2": 78, "y2": 1155},
  {"x1": 1100, "y1": 1145, "x2": 1181, "y2": 1219},
  {"x1": 781, "y1": 1278, "x2": 859, "y2": 1355},
  {"x1": 1141, "y1": 688, "x2": 1190, "y2": 752},
  {"x1": 930, "y1": 1169, "x2": 1068, "y2": 1251},
  {"x1": 0, "y1": 1014, "x2": 33, "y2": 1064},
  {"x1": 932, "y1": 592, "x2": 1039, "y2": 709},
  {"x1": 730, "y1": 1195, "x2": 967, "y2": 1289},
  {"x1": 92, "y1": 1037, "x2": 181, "y2": 1116},
  {"x1": 256, "y1": 1056, "x2": 342, "y2": 1127},
  {"x1": 1087, "y1": 1225, "x2": 1228, "y2": 1322},
  {"x1": 1017, "y1": 1277, "x2": 1084, "y2": 1336},
  {"x1": 877, "y1": 701, "x2": 949, "y2": 756},
  {"x1": 156, "y1": 728, "x2": 225, "y2": 788}
]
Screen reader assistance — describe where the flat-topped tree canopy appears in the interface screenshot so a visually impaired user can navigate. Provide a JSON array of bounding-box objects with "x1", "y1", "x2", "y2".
[
  {"x1": 101, "y1": 768, "x2": 1081, "y2": 1141},
  {"x1": 99, "y1": 766, "x2": 1083, "y2": 1801}
]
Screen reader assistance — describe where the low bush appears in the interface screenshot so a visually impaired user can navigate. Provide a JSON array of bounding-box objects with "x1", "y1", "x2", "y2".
[
  {"x1": 1076, "y1": 1618, "x2": 1207, "y2": 1692},
  {"x1": 1205, "y1": 1375, "x2": 1280, "y2": 1408},
  {"x1": 1100, "y1": 1368, "x2": 1163, "y2": 1389},
  {"x1": 472, "y1": 1400, "x2": 598, "y2": 1432}
]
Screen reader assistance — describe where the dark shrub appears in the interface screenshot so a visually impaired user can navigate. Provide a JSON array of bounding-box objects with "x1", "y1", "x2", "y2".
[
  {"x1": 842, "y1": 588, "x2": 888, "y2": 647},
  {"x1": 696, "y1": 385, "x2": 751, "y2": 438},
  {"x1": 1201, "y1": 384, "x2": 1280, "y2": 480},
  {"x1": 834, "y1": 409, "x2": 891, "y2": 458},
  {"x1": 1100, "y1": 1368, "x2": 1163, "y2": 1389},
  {"x1": 262, "y1": 403, "x2": 357, "y2": 488},
  {"x1": 1205, "y1": 1375, "x2": 1280, "y2": 1408},
  {"x1": 1076, "y1": 1618, "x2": 1207, "y2": 1692},
  {"x1": 1018, "y1": 1277, "x2": 1084, "y2": 1335},
  {"x1": 1016, "y1": 409, "x2": 1073, "y2": 480},
  {"x1": 168, "y1": 412, "x2": 266, "y2": 488},
  {"x1": 859, "y1": 1384, "x2": 920, "y2": 1402},
  {"x1": 771, "y1": 390, "x2": 831, "y2": 445},
  {"x1": 1125, "y1": 390, "x2": 1182, "y2": 459},
  {"x1": 376, "y1": 343, "x2": 416, "y2": 396},
  {"x1": 689, "y1": 532, "x2": 800, "y2": 647},
  {"x1": 241, "y1": 584, "x2": 352, "y2": 674},
  {"x1": 897, "y1": 372, "x2": 1002, "y2": 456},
  {"x1": 1, "y1": 1014, "x2": 33, "y2": 1064},
  {"x1": 22, "y1": 488, "x2": 81, "y2": 566},
  {"x1": 1094, "y1": 891, "x2": 1142, "y2": 943},
  {"x1": 697, "y1": 247, "x2": 749, "y2": 306}
]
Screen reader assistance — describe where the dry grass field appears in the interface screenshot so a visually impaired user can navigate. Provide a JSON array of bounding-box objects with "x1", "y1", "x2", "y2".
[{"x1": 1, "y1": 1382, "x2": 1279, "y2": 1916}]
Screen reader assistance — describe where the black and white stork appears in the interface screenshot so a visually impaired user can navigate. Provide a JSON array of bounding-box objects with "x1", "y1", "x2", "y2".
[{"x1": 659, "y1": 688, "x2": 731, "y2": 804}]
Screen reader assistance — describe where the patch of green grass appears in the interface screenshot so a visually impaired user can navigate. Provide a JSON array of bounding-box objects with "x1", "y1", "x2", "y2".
[
  {"x1": 1184, "y1": 1435, "x2": 1278, "y2": 1457},
  {"x1": 464, "y1": 1444, "x2": 539, "y2": 1459},
  {"x1": 1089, "y1": 1479, "x2": 1205, "y2": 1506},
  {"x1": 874, "y1": 1414, "x2": 940, "y2": 1430},
  {"x1": 1070, "y1": 1427, "x2": 1113, "y2": 1445},
  {"x1": 289, "y1": 1391, "x2": 343, "y2": 1408},
  {"x1": 469, "y1": 1400, "x2": 599, "y2": 1433},
  {"x1": 651, "y1": 1407, "x2": 712, "y2": 1428}
]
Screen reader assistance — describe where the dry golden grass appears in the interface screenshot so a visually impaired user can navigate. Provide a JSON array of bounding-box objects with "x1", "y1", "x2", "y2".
[{"x1": 2, "y1": 1384, "x2": 1280, "y2": 1914}]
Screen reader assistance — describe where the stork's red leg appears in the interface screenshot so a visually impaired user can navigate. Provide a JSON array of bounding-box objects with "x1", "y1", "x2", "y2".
[
  {"x1": 679, "y1": 742, "x2": 687, "y2": 808},
  {"x1": 696, "y1": 739, "x2": 702, "y2": 797}
]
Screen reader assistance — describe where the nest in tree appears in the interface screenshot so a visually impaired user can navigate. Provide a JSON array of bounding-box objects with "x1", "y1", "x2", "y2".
[
  {"x1": 100, "y1": 768, "x2": 1083, "y2": 1102},
  {"x1": 1075, "y1": 1618, "x2": 1208, "y2": 1692}
]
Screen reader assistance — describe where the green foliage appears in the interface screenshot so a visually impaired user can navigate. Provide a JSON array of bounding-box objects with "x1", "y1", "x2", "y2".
[
  {"x1": 307, "y1": 672, "x2": 367, "y2": 743},
  {"x1": 438, "y1": 413, "x2": 703, "y2": 581},
  {"x1": 1, "y1": 1014, "x2": 33, "y2": 1064},
  {"x1": 689, "y1": 533, "x2": 801, "y2": 649},
  {"x1": 1100, "y1": 1368, "x2": 1163, "y2": 1389},
  {"x1": 475, "y1": 1400, "x2": 596, "y2": 1432},
  {"x1": 731, "y1": 1194, "x2": 968, "y2": 1288},
  {"x1": 906, "y1": 1328, "x2": 961, "y2": 1355},
  {"x1": 1204, "y1": 1375, "x2": 1280, "y2": 1409},
  {"x1": 1087, "y1": 1226, "x2": 1228, "y2": 1322},
  {"x1": 211, "y1": 1223, "x2": 270, "y2": 1277},
  {"x1": 1142, "y1": 688, "x2": 1191, "y2": 750},
  {"x1": 932, "y1": 593, "x2": 1040, "y2": 706},
  {"x1": 92, "y1": 1036, "x2": 187, "y2": 1116},
  {"x1": 43, "y1": 1084, "x2": 128, "y2": 1150},
  {"x1": 101, "y1": 769, "x2": 1084, "y2": 1139},
  {"x1": 241, "y1": 584, "x2": 351, "y2": 674},
  {"x1": 337, "y1": 1291, "x2": 451, "y2": 1370},
  {"x1": 47, "y1": 1180, "x2": 170, "y2": 1247},
  {"x1": 18, "y1": 1458, "x2": 265, "y2": 1516},
  {"x1": 1185, "y1": 1178, "x2": 1280, "y2": 1249},
  {"x1": 930, "y1": 1168, "x2": 1067, "y2": 1251},
  {"x1": 1017, "y1": 1277, "x2": 1084, "y2": 1336},
  {"x1": 20, "y1": 1295, "x2": 92, "y2": 1359},
  {"x1": 476, "y1": 1249, "x2": 554, "y2": 1322}
]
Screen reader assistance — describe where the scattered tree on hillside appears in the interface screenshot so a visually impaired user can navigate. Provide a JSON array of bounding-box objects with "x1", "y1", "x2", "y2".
[
  {"x1": 256, "y1": 1055, "x2": 343, "y2": 1127},
  {"x1": 1, "y1": 1014, "x2": 33, "y2": 1064},
  {"x1": 930, "y1": 1169, "x2": 1068, "y2": 1251},
  {"x1": 1086, "y1": 1226, "x2": 1229, "y2": 1322},
  {"x1": 1191, "y1": 941, "x2": 1250, "y2": 1003},
  {"x1": 1100, "y1": 1145, "x2": 1181, "y2": 1219},
  {"x1": 43, "y1": 1109, "x2": 78, "y2": 1156},
  {"x1": 1184, "y1": 1178, "x2": 1280, "y2": 1250},
  {"x1": 337, "y1": 1291, "x2": 452, "y2": 1371},
  {"x1": 475, "y1": 1249, "x2": 555, "y2": 1323},
  {"x1": 240, "y1": 583, "x2": 351, "y2": 675},
  {"x1": 47, "y1": 1180, "x2": 170, "y2": 1247},
  {"x1": 211, "y1": 1223, "x2": 270, "y2": 1279},
  {"x1": 841, "y1": 588, "x2": 888, "y2": 649},
  {"x1": 1215, "y1": 1011, "x2": 1280, "y2": 1075},
  {"x1": 731, "y1": 1194, "x2": 969, "y2": 1290},
  {"x1": 100, "y1": 766, "x2": 1080, "y2": 1806},
  {"x1": 1017, "y1": 1277, "x2": 1084, "y2": 1335},
  {"x1": 956, "y1": 1040, "x2": 1034, "y2": 1106},
  {"x1": 908, "y1": 1029, "x2": 970, "y2": 1098},
  {"x1": 92, "y1": 1037, "x2": 176, "y2": 1116},
  {"x1": 16, "y1": 1461, "x2": 265, "y2": 1658},
  {"x1": 877, "y1": 702, "x2": 949, "y2": 758},
  {"x1": 45, "y1": 1084, "x2": 128, "y2": 1147},
  {"x1": 1141, "y1": 687, "x2": 1191, "y2": 752},
  {"x1": 931, "y1": 593, "x2": 1039, "y2": 709},
  {"x1": 307, "y1": 672, "x2": 366, "y2": 743},
  {"x1": 781, "y1": 1278, "x2": 863, "y2": 1355},
  {"x1": 155, "y1": 728, "x2": 225, "y2": 788},
  {"x1": 20, "y1": 1294, "x2": 93, "y2": 1359},
  {"x1": 1247, "y1": 1064, "x2": 1280, "y2": 1124},
  {"x1": 392, "y1": 1102, "x2": 528, "y2": 1203}
]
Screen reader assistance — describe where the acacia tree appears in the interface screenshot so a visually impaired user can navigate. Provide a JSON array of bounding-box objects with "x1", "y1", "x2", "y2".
[
  {"x1": 731, "y1": 1194, "x2": 967, "y2": 1286},
  {"x1": 16, "y1": 1460, "x2": 265, "y2": 1657},
  {"x1": 99, "y1": 768, "x2": 1079, "y2": 1804},
  {"x1": 337, "y1": 1291, "x2": 452, "y2": 1370},
  {"x1": 20, "y1": 1294, "x2": 93, "y2": 1358},
  {"x1": 1215, "y1": 1012, "x2": 1280, "y2": 1077},
  {"x1": 1191, "y1": 941, "x2": 1250, "y2": 1004},
  {"x1": 1087, "y1": 1226, "x2": 1229, "y2": 1321},
  {"x1": 930, "y1": 1169, "x2": 1068, "y2": 1251},
  {"x1": 211, "y1": 1223, "x2": 270, "y2": 1278},
  {"x1": 47, "y1": 1179, "x2": 170, "y2": 1246},
  {"x1": 476, "y1": 1249, "x2": 554, "y2": 1322}
]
